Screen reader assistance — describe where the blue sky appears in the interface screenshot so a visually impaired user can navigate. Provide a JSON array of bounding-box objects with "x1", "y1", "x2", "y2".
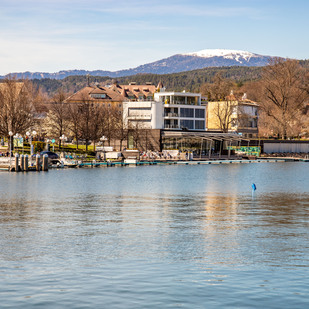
[{"x1": 0, "y1": 0, "x2": 308, "y2": 75}]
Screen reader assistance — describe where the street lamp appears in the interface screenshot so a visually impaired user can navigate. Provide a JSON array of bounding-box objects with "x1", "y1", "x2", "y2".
[
  {"x1": 100, "y1": 135, "x2": 108, "y2": 161},
  {"x1": 60, "y1": 134, "x2": 66, "y2": 153},
  {"x1": 9, "y1": 131, "x2": 13, "y2": 170},
  {"x1": 26, "y1": 130, "x2": 37, "y2": 165},
  {"x1": 13, "y1": 133, "x2": 20, "y2": 153},
  {"x1": 26, "y1": 130, "x2": 37, "y2": 156}
]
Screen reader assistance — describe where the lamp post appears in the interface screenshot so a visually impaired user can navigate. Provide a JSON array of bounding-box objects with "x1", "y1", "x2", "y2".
[
  {"x1": 60, "y1": 134, "x2": 66, "y2": 155},
  {"x1": 13, "y1": 133, "x2": 20, "y2": 152},
  {"x1": 26, "y1": 130, "x2": 37, "y2": 165},
  {"x1": 9, "y1": 131, "x2": 13, "y2": 170},
  {"x1": 100, "y1": 135, "x2": 108, "y2": 161}
]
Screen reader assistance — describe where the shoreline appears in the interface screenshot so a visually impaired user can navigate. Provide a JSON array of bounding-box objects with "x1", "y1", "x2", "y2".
[{"x1": 0, "y1": 156, "x2": 308, "y2": 172}]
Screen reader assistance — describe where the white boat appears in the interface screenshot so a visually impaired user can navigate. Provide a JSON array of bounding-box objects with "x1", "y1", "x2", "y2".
[{"x1": 124, "y1": 158, "x2": 138, "y2": 164}]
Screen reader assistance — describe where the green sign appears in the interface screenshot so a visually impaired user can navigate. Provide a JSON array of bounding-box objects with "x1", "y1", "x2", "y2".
[
  {"x1": 51, "y1": 139, "x2": 55, "y2": 143},
  {"x1": 227, "y1": 146, "x2": 261, "y2": 156}
]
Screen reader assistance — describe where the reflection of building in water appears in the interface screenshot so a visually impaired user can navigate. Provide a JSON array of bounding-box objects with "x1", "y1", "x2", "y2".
[
  {"x1": 201, "y1": 192, "x2": 243, "y2": 265},
  {"x1": 203, "y1": 194, "x2": 239, "y2": 224}
]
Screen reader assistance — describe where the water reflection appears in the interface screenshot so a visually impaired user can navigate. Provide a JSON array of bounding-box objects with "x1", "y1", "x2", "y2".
[{"x1": 1, "y1": 165, "x2": 309, "y2": 307}]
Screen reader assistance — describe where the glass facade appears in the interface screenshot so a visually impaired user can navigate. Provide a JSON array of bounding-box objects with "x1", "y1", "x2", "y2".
[
  {"x1": 187, "y1": 96, "x2": 198, "y2": 105},
  {"x1": 180, "y1": 120, "x2": 194, "y2": 130},
  {"x1": 195, "y1": 120, "x2": 205, "y2": 130},
  {"x1": 180, "y1": 108, "x2": 194, "y2": 118},
  {"x1": 195, "y1": 109, "x2": 205, "y2": 118}
]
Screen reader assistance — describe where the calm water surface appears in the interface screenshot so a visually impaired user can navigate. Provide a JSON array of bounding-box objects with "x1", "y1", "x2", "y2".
[{"x1": 0, "y1": 162, "x2": 309, "y2": 308}]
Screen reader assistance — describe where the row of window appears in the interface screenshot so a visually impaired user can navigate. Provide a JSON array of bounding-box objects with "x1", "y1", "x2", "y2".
[
  {"x1": 164, "y1": 119, "x2": 205, "y2": 130},
  {"x1": 180, "y1": 120, "x2": 205, "y2": 130},
  {"x1": 161, "y1": 96, "x2": 199, "y2": 105},
  {"x1": 179, "y1": 108, "x2": 205, "y2": 118}
]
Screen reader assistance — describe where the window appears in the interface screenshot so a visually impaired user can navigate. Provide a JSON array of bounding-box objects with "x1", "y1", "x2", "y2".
[
  {"x1": 180, "y1": 120, "x2": 194, "y2": 129},
  {"x1": 180, "y1": 108, "x2": 194, "y2": 118},
  {"x1": 128, "y1": 107, "x2": 151, "y2": 117},
  {"x1": 187, "y1": 96, "x2": 198, "y2": 105},
  {"x1": 195, "y1": 109, "x2": 205, "y2": 118},
  {"x1": 91, "y1": 93, "x2": 106, "y2": 99},
  {"x1": 195, "y1": 120, "x2": 205, "y2": 130},
  {"x1": 162, "y1": 96, "x2": 170, "y2": 104},
  {"x1": 174, "y1": 96, "x2": 186, "y2": 105}
]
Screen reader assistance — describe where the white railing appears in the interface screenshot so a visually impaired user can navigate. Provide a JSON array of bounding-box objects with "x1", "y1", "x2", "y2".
[
  {"x1": 164, "y1": 125, "x2": 179, "y2": 129},
  {"x1": 128, "y1": 115, "x2": 152, "y2": 120},
  {"x1": 164, "y1": 113, "x2": 179, "y2": 117}
]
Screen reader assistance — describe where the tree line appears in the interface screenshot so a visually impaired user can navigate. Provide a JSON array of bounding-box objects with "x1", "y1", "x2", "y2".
[
  {"x1": 0, "y1": 58, "x2": 308, "y2": 150},
  {"x1": 45, "y1": 91, "x2": 127, "y2": 151},
  {"x1": 200, "y1": 58, "x2": 309, "y2": 139}
]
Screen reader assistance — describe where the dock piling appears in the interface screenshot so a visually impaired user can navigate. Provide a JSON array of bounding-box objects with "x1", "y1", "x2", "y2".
[
  {"x1": 15, "y1": 154, "x2": 19, "y2": 172},
  {"x1": 42, "y1": 155, "x2": 48, "y2": 171},
  {"x1": 24, "y1": 155, "x2": 29, "y2": 172},
  {"x1": 20, "y1": 155, "x2": 24, "y2": 171},
  {"x1": 36, "y1": 155, "x2": 40, "y2": 171}
]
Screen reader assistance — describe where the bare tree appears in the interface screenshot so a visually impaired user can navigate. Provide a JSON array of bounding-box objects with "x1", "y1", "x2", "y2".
[
  {"x1": 201, "y1": 73, "x2": 239, "y2": 133},
  {"x1": 200, "y1": 73, "x2": 235, "y2": 101},
  {"x1": 89, "y1": 103, "x2": 105, "y2": 151},
  {"x1": 0, "y1": 78, "x2": 37, "y2": 146},
  {"x1": 78, "y1": 99, "x2": 105, "y2": 151},
  {"x1": 127, "y1": 118, "x2": 147, "y2": 150},
  {"x1": 67, "y1": 103, "x2": 81, "y2": 149},
  {"x1": 109, "y1": 105, "x2": 127, "y2": 151},
  {"x1": 211, "y1": 100, "x2": 236, "y2": 133},
  {"x1": 102, "y1": 105, "x2": 113, "y2": 146},
  {"x1": 260, "y1": 58, "x2": 309, "y2": 139},
  {"x1": 44, "y1": 90, "x2": 69, "y2": 148}
]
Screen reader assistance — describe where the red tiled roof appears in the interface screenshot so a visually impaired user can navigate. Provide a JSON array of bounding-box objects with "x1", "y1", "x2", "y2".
[
  {"x1": 64, "y1": 86, "x2": 124, "y2": 103},
  {"x1": 64, "y1": 83, "x2": 158, "y2": 103}
]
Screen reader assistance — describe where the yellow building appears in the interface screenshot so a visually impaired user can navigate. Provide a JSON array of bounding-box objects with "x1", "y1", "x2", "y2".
[{"x1": 207, "y1": 93, "x2": 259, "y2": 138}]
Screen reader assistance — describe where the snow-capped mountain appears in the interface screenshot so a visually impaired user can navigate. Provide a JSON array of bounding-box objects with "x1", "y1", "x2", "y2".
[
  {"x1": 183, "y1": 49, "x2": 262, "y2": 63},
  {"x1": 1, "y1": 49, "x2": 272, "y2": 80}
]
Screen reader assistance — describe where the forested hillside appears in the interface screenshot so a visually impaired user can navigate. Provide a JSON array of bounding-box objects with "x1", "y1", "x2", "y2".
[
  {"x1": 31, "y1": 59, "x2": 308, "y2": 96},
  {"x1": 33, "y1": 66, "x2": 263, "y2": 96}
]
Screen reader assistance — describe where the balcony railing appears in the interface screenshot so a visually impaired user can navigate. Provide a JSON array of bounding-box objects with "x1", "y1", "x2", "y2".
[
  {"x1": 164, "y1": 113, "x2": 179, "y2": 117},
  {"x1": 127, "y1": 115, "x2": 152, "y2": 120},
  {"x1": 164, "y1": 125, "x2": 179, "y2": 129}
]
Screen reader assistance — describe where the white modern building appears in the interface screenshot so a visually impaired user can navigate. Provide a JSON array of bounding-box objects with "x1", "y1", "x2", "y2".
[{"x1": 123, "y1": 91, "x2": 206, "y2": 131}]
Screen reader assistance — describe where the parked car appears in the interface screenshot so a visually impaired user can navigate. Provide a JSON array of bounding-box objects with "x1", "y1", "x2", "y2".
[{"x1": 40, "y1": 151, "x2": 60, "y2": 165}]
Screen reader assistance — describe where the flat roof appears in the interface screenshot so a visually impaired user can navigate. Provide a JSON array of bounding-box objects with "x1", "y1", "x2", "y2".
[{"x1": 156, "y1": 91, "x2": 201, "y2": 97}]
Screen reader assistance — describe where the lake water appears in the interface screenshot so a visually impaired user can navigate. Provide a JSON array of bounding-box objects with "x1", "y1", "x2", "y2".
[{"x1": 0, "y1": 162, "x2": 309, "y2": 308}]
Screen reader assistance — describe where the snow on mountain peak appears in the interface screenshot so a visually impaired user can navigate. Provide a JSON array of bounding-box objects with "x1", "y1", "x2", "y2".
[{"x1": 182, "y1": 49, "x2": 258, "y2": 62}]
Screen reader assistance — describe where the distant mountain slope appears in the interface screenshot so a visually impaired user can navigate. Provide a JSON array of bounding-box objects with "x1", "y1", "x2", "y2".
[
  {"x1": 33, "y1": 66, "x2": 264, "y2": 96},
  {"x1": 0, "y1": 49, "x2": 278, "y2": 80}
]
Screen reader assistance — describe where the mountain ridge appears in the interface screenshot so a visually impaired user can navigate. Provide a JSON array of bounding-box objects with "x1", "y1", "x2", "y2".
[{"x1": 0, "y1": 49, "x2": 280, "y2": 80}]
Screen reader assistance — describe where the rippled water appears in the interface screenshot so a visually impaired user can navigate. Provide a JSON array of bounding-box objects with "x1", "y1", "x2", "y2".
[{"x1": 0, "y1": 162, "x2": 309, "y2": 308}]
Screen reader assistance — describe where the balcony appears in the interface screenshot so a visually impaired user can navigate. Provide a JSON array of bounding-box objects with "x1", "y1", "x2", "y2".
[
  {"x1": 127, "y1": 114, "x2": 152, "y2": 120},
  {"x1": 164, "y1": 112, "x2": 179, "y2": 117},
  {"x1": 164, "y1": 124, "x2": 179, "y2": 129}
]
